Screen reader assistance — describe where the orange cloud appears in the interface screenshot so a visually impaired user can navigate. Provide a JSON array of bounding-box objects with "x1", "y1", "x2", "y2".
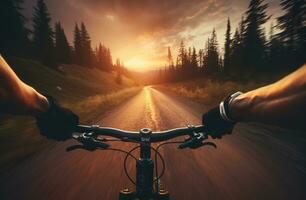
[{"x1": 23, "y1": 0, "x2": 281, "y2": 71}]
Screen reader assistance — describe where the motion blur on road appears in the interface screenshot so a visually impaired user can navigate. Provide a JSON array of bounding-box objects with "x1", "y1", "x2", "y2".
[{"x1": 1, "y1": 87, "x2": 306, "y2": 200}]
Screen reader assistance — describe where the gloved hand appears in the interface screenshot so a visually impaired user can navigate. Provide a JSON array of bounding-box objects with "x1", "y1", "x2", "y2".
[
  {"x1": 36, "y1": 96, "x2": 79, "y2": 141},
  {"x1": 202, "y1": 107, "x2": 235, "y2": 139}
]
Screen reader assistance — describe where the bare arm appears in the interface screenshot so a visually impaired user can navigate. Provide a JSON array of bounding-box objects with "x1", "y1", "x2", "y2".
[
  {"x1": 0, "y1": 55, "x2": 49, "y2": 116},
  {"x1": 230, "y1": 64, "x2": 306, "y2": 129}
]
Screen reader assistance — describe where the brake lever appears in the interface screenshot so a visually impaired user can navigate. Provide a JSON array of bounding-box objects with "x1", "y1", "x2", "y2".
[
  {"x1": 66, "y1": 142, "x2": 109, "y2": 152},
  {"x1": 178, "y1": 137, "x2": 197, "y2": 149},
  {"x1": 178, "y1": 132, "x2": 217, "y2": 149},
  {"x1": 189, "y1": 141, "x2": 217, "y2": 149},
  {"x1": 68, "y1": 133, "x2": 110, "y2": 152}
]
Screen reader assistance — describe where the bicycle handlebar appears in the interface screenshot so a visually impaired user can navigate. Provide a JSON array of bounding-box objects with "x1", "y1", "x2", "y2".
[{"x1": 75, "y1": 125, "x2": 206, "y2": 143}]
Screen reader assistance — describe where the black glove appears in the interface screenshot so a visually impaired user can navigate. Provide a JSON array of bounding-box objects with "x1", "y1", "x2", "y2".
[
  {"x1": 202, "y1": 107, "x2": 235, "y2": 139},
  {"x1": 36, "y1": 96, "x2": 79, "y2": 141}
]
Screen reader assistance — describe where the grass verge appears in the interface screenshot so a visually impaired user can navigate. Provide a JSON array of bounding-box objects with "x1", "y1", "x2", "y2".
[{"x1": 156, "y1": 76, "x2": 283, "y2": 107}]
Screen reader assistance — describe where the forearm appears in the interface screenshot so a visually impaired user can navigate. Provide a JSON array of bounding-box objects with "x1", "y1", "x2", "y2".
[
  {"x1": 0, "y1": 55, "x2": 49, "y2": 116},
  {"x1": 230, "y1": 64, "x2": 306, "y2": 129}
]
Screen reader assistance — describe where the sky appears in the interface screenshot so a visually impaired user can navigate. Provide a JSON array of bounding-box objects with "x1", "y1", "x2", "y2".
[{"x1": 23, "y1": 0, "x2": 282, "y2": 71}]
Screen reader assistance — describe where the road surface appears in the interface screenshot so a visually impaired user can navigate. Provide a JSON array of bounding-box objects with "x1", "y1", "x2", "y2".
[{"x1": 1, "y1": 86, "x2": 306, "y2": 200}]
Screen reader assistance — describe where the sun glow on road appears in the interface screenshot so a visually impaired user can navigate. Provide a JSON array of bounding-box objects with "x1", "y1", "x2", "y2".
[{"x1": 144, "y1": 87, "x2": 159, "y2": 130}]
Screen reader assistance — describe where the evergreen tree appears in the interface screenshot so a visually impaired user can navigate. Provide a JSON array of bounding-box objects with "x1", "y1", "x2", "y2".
[
  {"x1": 178, "y1": 41, "x2": 186, "y2": 70},
  {"x1": 188, "y1": 47, "x2": 192, "y2": 66},
  {"x1": 80, "y1": 22, "x2": 93, "y2": 66},
  {"x1": 32, "y1": 0, "x2": 55, "y2": 67},
  {"x1": 243, "y1": 0, "x2": 270, "y2": 71},
  {"x1": 277, "y1": 0, "x2": 306, "y2": 68},
  {"x1": 231, "y1": 29, "x2": 242, "y2": 75},
  {"x1": 166, "y1": 47, "x2": 175, "y2": 81},
  {"x1": 198, "y1": 49, "x2": 204, "y2": 70},
  {"x1": 0, "y1": 0, "x2": 29, "y2": 56},
  {"x1": 96, "y1": 43, "x2": 105, "y2": 70},
  {"x1": 96, "y1": 43, "x2": 113, "y2": 71},
  {"x1": 224, "y1": 17, "x2": 232, "y2": 74},
  {"x1": 115, "y1": 58, "x2": 122, "y2": 84},
  {"x1": 73, "y1": 23, "x2": 82, "y2": 65},
  {"x1": 203, "y1": 38, "x2": 209, "y2": 72},
  {"x1": 55, "y1": 22, "x2": 71, "y2": 64},
  {"x1": 191, "y1": 47, "x2": 198, "y2": 73},
  {"x1": 268, "y1": 23, "x2": 284, "y2": 71},
  {"x1": 239, "y1": 16, "x2": 246, "y2": 45},
  {"x1": 106, "y1": 48, "x2": 113, "y2": 71},
  {"x1": 230, "y1": 17, "x2": 246, "y2": 76},
  {"x1": 204, "y1": 29, "x2": 220, "y2": 75},
  {"x1": 167, "y1": 46, "x2": 174, "y2": 67}
]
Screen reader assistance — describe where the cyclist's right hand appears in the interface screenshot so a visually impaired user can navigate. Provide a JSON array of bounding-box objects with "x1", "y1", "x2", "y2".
[
  {"x1": 36, "y1": 96, "x2": 79, "y2": 141},
  {"x1": 202, "y1": 107, "x2": 235, "y2": 139},
  {"x1": 202, "y1": 92, "x2": 242, "y2": 138}
]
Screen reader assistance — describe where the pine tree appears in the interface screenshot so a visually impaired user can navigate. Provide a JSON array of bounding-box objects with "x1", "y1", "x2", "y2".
[
  {"x1": 96, "y1": 43, "x2": 113, "y2": 71},
  {"x1": 231, "y1": 29, "x2": 241, "y2": 75},
  {"x1": 191, "y1": 47, "x2": 198, "y2": 73},
  {"x1": 243, "y1": 0, "x2": 270, "y2": 71},
  {"x1": 96, "y1": 43, "x2": 105, "y2": 70},
  {"x1": 239, "y1": 16, "x2": 246, "y2": 45},
  {"x1": 268, "y1": 23, "x2": 284, "y2": 71},
  {"x1": 106, "y1": 48, "x2": 113, "y2": 71},
  {"x1": 73, "y1": 23, "x2": 82, "y2": 65},
  {"x1": 32, "y1": 0, "x2": 55, "y2": 67},
  {"x1": 230, "y1": 17, "x2": 247, "y2": 76},
  {"x1": 80, "y1": 22, "x2": 93, "y2": 67},
  {"x1": 198, "y1": 49, "x2": 204, "y2": 71},
  {"x1": 178, "y1": 41, "x2": 186, "y2": 70},
  {"x1": 203, "y1": 38, "x2": 209, "y2": 72},
  {"x1": 188, "y1": 47, "x2": 192, "y2": 66},
  {"x1": 0, "y1": 0, "x2": 29, "y2": 56},
  {"x1": 115, "y1": 58, "x2": 122, "y2": 84},
  {"x1": 277, "y1": 0, "x2": 306, "y2": 68},
  {"x1": 55, "y1": 22, "x2": 71, "y2": 64},
  {"x1": 205, "y1": 29, "x2": 220, "y2": 75},
  {"x1": 167, "y1": 46, "x2": 174, "y2": 67},
  {"x1": 224, "y1": 17, "x2": 232, "y2": 75}
]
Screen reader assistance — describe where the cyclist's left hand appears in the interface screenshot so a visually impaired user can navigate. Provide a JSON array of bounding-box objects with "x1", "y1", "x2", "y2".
[
  {"x1": 202, "y1": 107, "x2": 235, "y2": 139},
  {"x1": 36, "y1": 96, "x2": 79, "y2": 141}
]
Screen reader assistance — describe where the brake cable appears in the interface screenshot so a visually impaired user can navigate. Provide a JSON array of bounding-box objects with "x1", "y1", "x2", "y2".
[
  {"x1": 123, "y1": 145, "x2": 165, "y2": 187},
  {"x1": 154, "y1": 140, "x2": 186, "y2": 191}
]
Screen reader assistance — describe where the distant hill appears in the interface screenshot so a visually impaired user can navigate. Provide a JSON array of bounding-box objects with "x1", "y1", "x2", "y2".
[{"x1": 7, "y1": 57, "x2": 137, "y2": 101}]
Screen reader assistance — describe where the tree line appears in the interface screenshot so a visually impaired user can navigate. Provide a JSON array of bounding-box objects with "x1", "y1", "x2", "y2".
[
  {"x1": 160, "y1": 0, "x2": 305, "y2": 82},
  {"x1": 1, "y1": 0, "x2": 125, "y2": 74}
]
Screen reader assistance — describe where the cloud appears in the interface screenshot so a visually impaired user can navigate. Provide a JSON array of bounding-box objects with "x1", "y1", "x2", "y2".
[
  {"x1": 69, "y1": 0, "x2": 233, "y2": 35},
  {"x1": 23, "y1": 0, "x2": 280, "y2": 70}
]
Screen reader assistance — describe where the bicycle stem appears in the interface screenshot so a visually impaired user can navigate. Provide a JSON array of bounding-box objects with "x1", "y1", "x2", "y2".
[{"x1": 136, "y1": 128, "x2": 154, "y2": 197}]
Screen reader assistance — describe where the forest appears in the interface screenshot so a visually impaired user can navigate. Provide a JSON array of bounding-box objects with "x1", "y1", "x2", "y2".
[
  {"x1": 1, "y1": 0, "x2": 128, "y2": 83},
  {"x1": 1, "y1": 0, "x2": 305, "y2": 84},
  {"x1": 159, "y1": 0, "x2": 305, "y2": 83}
]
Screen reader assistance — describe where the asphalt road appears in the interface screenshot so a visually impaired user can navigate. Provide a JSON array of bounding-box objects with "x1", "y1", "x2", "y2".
[{"x1": 1, "y1": 86, "x2": 306, "y2": 200}]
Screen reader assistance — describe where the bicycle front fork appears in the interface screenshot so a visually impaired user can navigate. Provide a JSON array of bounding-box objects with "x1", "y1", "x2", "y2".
[
  {"x1": 119, "y1": 146, "x2": 169, "y2": 199},
  {"x1": 119, "y1": 154, "x2": 169, "y2": 199},
  {"x1": 119, "y1": 129, "x2": 170, "y2": 200}
]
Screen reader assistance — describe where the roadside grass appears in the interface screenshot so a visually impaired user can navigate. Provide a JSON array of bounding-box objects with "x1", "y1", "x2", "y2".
[
  {"x1": 156, "y1": 74, "x2": 284, "y2": 107},
  {"x1": 0, "y1": 57, "x2": 141, "y2": 172},
  {"x1": 71, "y1": 87, "x2": 142, "y2": 122}
]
